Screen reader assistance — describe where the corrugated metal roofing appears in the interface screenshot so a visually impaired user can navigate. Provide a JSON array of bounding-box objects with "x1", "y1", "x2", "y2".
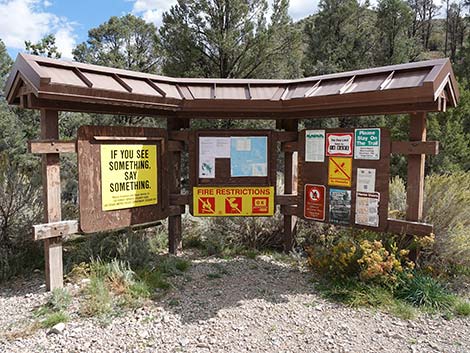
[{"x1": 4, "y1": 53, "x2": 459, "y2": 118}]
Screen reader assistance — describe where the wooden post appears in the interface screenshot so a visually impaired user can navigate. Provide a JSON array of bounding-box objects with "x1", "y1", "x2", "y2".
[
  {"x1": 167, "y1": 118, "x2": 189, "y2": 254},
  {"x1": 281, "y1": 119, "x2": 298, "y2": 252},
  {"x1": 406, "y1": 113, "x2": 426, "y2": 221},
  {"x1": 40, "y1": 109, "x2": 63, "y2": 290}
]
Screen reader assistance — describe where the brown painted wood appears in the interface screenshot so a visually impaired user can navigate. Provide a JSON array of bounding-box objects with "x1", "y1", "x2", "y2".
[
  {"x1": 77, "y1": 125, "x2": 169, "y2": 233},
  {"x1": 406, "y1": 113, "x2": 427, "y2": 221},
  {"x1": 170, "y1": 194, "x2": 190, "y2": 205},
  {"x1": 167, "y1": 118, "x2": 190, "y2": 254},
  {"x1": 275, "y1": 194, "x2": 297, "y2": 205},
  {"x1": 281, "y1": 141, "x2": 299, "y2": 152},
  {"x1": 34, "y1": 220, "x2": 79, "y2": 240},
  {"x1": 298, "y1": 127, "x2": 391, "y2": 232},
  {"x1": 281, "y1": 119, "x2": 298, "y2": 252},
  {"x1": 40, "y1": 109, "x2": 63, "y2": 291},
  {"x1": 387, "y1": 219, "x2": 433, "y2": 236},
  {"x1": 391, "y1": 141, "x2": 438, "y2": 155},
  {"x1": 168, "y1": 140, "x2": 185, "y2": 152},
  {"x1": 29, "y1": 140, "x2": 77, "y2": 154}
]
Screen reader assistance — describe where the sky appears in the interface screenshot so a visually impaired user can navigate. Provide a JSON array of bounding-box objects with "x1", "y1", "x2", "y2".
[{"x1": 0, "y1": 0, "x2": 319, "y2": 59}]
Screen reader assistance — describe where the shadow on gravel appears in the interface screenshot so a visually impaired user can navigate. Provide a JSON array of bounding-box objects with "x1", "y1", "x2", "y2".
[{"x1": 159, "y1": 256, "x2": 316, "y2": 324}]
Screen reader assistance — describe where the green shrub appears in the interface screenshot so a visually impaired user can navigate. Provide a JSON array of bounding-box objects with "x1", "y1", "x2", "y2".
[
  {"x1": 39, "y1": 311, "x2": 70, "y2": 328},
  {"x1": 423, "y1": 172, "x2": 470, "y2": 268},
  {"x1": 454, "y1": 299, "x2": 470, "y2": 316},
  {"x1": 395, "y1": 272, "x2": 456, "y2": 311},
  {"x1": 81, "y1": 276, "x2": 113, "y2": 317},
  {"x1": 389, "y1": 176, "x2": 407, "y2": 218}
]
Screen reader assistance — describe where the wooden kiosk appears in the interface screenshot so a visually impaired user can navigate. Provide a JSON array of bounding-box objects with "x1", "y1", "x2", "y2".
[{"x1": 5, "y1": 54, "x2": 460, "y2": 290}]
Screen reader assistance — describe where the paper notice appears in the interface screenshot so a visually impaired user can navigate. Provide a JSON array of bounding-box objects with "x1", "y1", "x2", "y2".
[
  {"x1": 355, "y1": 192, "x2": 380, "y2": 227},
  {"x1": 199, "y1": 137, "x2": 217, "y2": 178},
  {"x1": 215, "y1": 137, "x2": 231, "y2": 158},
  {"x1": 305, "y1": 130, "x2": 325, "y2": 162},
  {"x1": 357, "y1": 168, "x2": 376, "y2": 192},
  {"x1": 235, "y1": 137, "x2": 251, "y2": 151}
]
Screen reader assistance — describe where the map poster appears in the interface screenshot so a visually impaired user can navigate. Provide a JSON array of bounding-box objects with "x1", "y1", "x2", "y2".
[
  {"x1": 305, "y1": 130, "x2": 325, "y2": 162},
  {"x1": 354, "y1": 128, "x2": 380, "y2": 160},
  {"x1": 230, "y1": 136, "x2": 268, "y2": 177},
  {"x1": 304, "y1": 184, "x2": 326, "y2": 221},
  {"x1": 355, "y1": 192, "x2": 380, "y2": 227},
  {"x1": 326, "y1": 133, "x2": 353, "y2": 157},
  {"x1": 101, "y1": 144, "x2": 158, "y2": 211},
  {"x1": 329, "y1": 188, "x2": 351, "y2": 225},
  {"x1": 357, "y1": 168, "x2": 376, "y2": 192}
]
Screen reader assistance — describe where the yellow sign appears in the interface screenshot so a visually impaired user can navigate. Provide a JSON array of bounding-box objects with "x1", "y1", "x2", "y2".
[
  {"x1": 101, "y1": 144, "x2": 158, "y2": 211},
  {"x1": 193, "y1": 186, "x2": 274, "y2": 216},
  {"x1": 328, "y1": 157, "x2": 352, "y2": 187}
]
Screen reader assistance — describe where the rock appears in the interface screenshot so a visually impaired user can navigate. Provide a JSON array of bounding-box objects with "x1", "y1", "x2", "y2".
[{"x1": 48, "y1": 323, "x2": 66, "y2": 335}]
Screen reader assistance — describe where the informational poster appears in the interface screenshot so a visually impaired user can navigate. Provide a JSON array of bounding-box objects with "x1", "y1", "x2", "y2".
[
  {"x1": 326, "y1": 133, "x2": 353, "y2": 157},
  {"x1": 100, "y1": 144, "x2": 157, "y2": 211},
  {"x1": 199, "y1": 137, "x2": 231, "y2": 178},
  {"x1": 328, "y1": 157, "x2": 352, "y2": 187},
  {"x1": 354, "y1": 128, "x2": 380, "y2": 160},
  {"x1": 357, "y1": 168, "x2": 376, "y2": 192},
  {"x1": 329, "y1": 188, "x2": 351, "y2": 225},
  {"x1": 355, "y1": 192, "x2": 380, "y2": 227},
  {"x1": 230, "y1": 136, "x2": 268, "y2": 177},
  {"x1": 193, "y1": 186, "x2": 274, "y2": 216},
  {"x1": 305, "y1": 130, "x2": 325, "y2": 162},
  {"x1": 304, "y1": 184, "x2": 326, "y2": 221}
]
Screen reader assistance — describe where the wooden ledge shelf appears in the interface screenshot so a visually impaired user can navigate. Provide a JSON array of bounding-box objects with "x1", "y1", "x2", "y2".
[{"x1": 28, "y1": 140, "x2": 77, "y2": 154}]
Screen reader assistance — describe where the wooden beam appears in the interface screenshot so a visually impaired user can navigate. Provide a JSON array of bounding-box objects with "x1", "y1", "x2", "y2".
[
  {"x1": 391, "y1": 141, "x2": 438, "y2": 155},
  {"x1": 28, "y1": 140, "x2": 77, "y2": 154},
  {"x1": 40, "y1": 109, "x2": 63, "y2": 291},
  {"x1": 146, "y1": 79, "x2": 167, "y2": 97},
  {"x1": 112, "y1": 74, "x2": 133, "y2": 92},
  {"x1": 168, "y1": 140, "x2": 185, "y2": 152},
  {"x1": 406, "y1": 113, "x2": 427, "y2": 221},
  {"x1": 34, "y1": 220, "x2": 79, "y2": 241},
  {"x1": 280, "y1": 205, "x2": 298, "y2": 216},
  {"x1": 170, "y1": 193, "x2": 190, "y2": 205},
  {"x1": 275, "y1": 194, "x2": 298, "y2": 206},
  {"x1": 281, "y1": 119, "x2": 298, "y2": 252},
  {"x1": 167, "y1": 118, "x2": 190, "y2": 254},
  {"x1": 73, "y1": 67, "x2": 93, "y2": 88},
  {"x1": 281, "y1": 141, "x2": 299, "y2": 152},
  {"x1": 387, "y1": 219, "x2": 433, "y2": 236}
]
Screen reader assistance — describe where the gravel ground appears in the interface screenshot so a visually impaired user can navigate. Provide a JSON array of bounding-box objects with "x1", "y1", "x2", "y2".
[{"x1": 0, "y1": 254, "x2": 469, "y2": 353}]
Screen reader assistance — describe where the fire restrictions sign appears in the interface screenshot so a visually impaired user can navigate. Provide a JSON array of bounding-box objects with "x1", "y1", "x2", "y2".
[
  {"x1": 101, "y1": 144, "x2": 158, "y2": 211},
  {"x1": 193, "y1": 186, "x2": 274, "y2": 216}
]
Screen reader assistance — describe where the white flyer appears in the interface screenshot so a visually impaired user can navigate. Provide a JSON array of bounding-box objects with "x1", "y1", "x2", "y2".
[
  {"x1": 215, "y1": 137, "x2": 231, "y2": 158},
  {"x1": 357, "y1": 168, "x2": 376, "y2": 192},
  {"x1": 199, "y1": 137, "x2": 217, "y2": 178},
  {"x1": 355, "y1": 192, "x2": 380, "y2": 227},
  {"x1": 305, "y1": 129, "x2": 325, "y2": 162}
]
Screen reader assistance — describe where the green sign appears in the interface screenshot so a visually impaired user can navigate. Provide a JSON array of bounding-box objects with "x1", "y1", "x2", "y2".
[{"x1": 354, "y1": 128, "x2": 380, "y2": 160}]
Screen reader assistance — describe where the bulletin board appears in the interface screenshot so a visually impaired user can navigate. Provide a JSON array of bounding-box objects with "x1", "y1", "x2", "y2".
[
  {"x1": 297, "y1": 128, "x2": 391, "y2": 231},
  {"x1": 77, "y1": 126, "x2": 169, "y2": 233},
  {"x1": 189, "y1": 130, "x2": 277, "y2": 217}
]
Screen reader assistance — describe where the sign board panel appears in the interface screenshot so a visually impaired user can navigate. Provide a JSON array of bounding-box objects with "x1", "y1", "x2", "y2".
[
  {"x1": 328, "y1": 157, "x2": 352, "y2": 187},
  {"x1": 326, "y1": 133, "x2": 353, "y2": 157},
  {"x1": 77, "y1": 126, "x2": 168, "y2": 233},
  {"x1": 305, "y1": 130, "x2": 325, "y2": 162},
  {"x1": 101, "y1": 144, "x2": 158, "y2": 211},
  {"x1": 192, "y1": 186, "x2": 274, "y2": 216},
  {"x1": 304, "y1": 184, "x2": 326, "y2": 221},
  {"x1": 329, "y1": 188, "x2": 351, "y2": 225},
  {"x1": 355, "y1": 192, "x2": 380, "y2": 227},
  {"x1": 354, "y1": 128, "x2": 380, "y2": 160}
]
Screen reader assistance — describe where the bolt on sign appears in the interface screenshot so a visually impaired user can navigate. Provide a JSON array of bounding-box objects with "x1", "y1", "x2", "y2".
[
  {"x1": 101, "y1": 145, "x2": 157, "y2": 211},
  {"x1": 328, "y1": 157, "x2": 352, "y2": 187},
  {"x1": 326, "y1": 133, "x2": 353, "y2": 157},
  {"x1": 304, "y1": 184, "x2": 326, "y2": 221},
  {"x1": 192, "y1": 186, "x2": 274, "y2": 216},
  {"x1": 77, "y1": 126, "x2": 168, "y2": 233},
  {"x1": 354, "y1": 128, "x2": 380, "y2": 160}
]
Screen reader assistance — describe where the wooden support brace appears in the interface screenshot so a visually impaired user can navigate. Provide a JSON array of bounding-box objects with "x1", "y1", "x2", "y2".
[
  {"x1": 170, "y1": 193, "x2": 191, "y2": 205},
  {"x1": 28, "y1": 140, "x2": 77, "y2": 154},
  {"x1": 281, "y1": 119, "x2": 298, "y2": 252},
  {"x1": 34, "y1": 220, "x2": 79, "y2": 241},
  {"x1": 167, "y1": 118, "x2": 190, "y2": 254},
  {"x1": 275, "y1": 194, "x2": 298, "y2": 205},
  {"x1": 387, "y1": 219, "x2": 433, "y2": 236},
  {"x1": 391, "y1": 141, "x2": 438, "y2": 155},
  {"x1": 40, "y1": 109, "x2": 63, "y2": 290}
]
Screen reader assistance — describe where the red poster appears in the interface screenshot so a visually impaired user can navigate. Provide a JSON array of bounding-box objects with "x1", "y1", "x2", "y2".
[
  {"x1": 225, "y1": 197, "x2": 242, "y2": 214},
  {"x1": 252, "y1": 197, "x2": 269, "y2": 214},
  {"x1": 198, "y1": 197, "x2": 216, "y2": 214},
  {"x1": 304, "y1": 184, "x2": 326, "y2": 221},
  {"x1": 326, "y1": 133, "x2": 353, "y2": 157}
]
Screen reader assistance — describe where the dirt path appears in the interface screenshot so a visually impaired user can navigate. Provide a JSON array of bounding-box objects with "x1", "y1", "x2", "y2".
[{"x1": 1, "y1": 255, "x2": 469, "y2": 353}]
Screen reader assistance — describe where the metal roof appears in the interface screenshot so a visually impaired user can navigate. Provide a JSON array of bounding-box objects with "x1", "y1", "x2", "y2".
[{"x1": 5, "y1": 53, "x2": 459, "y2": 118}]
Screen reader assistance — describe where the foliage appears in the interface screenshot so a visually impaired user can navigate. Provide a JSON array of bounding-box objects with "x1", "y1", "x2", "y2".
[
  {"x1": 25, "y1": 34, "x2": 61, "y2": 58},
  {"x1": 388, "y1": 176, "x2": 407, "y2": 218},
  {"x1": 34, "y1": 288, "x2": 71, "y2": 328},
  {"x1": 306, "y1": 229, "x2": 415, "y2": 286},
  {"x1": 395, "y1": 271, "x2": 456, "y2": 310},
  {"x1": 422, "y1": 172, "x2": 470, "y2": 268},
  {"x1": 160, "y1": 0, "x2": 302, "y2": 78},
  {"x1": 73, "y1": 14, "x2": 161, "y2": 73}
]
